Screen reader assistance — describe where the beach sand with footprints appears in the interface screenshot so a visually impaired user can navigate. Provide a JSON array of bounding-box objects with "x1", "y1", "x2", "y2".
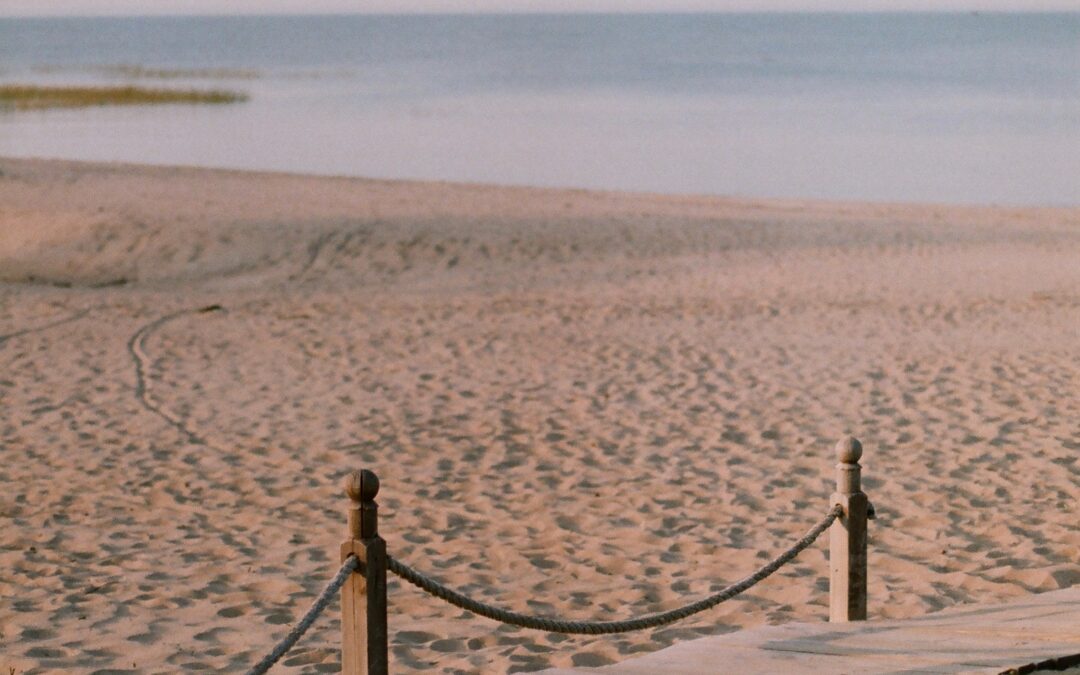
[{"x1": 1, "y1": 156, "x2": 1078, "y2": 673}]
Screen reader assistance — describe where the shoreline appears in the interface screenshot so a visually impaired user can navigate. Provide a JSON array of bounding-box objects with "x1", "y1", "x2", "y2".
[
  {"x1": 2, "y1": 154, "x2": 1076, "y2": 213},
  {"x1": 4, "y1": 156, "x2": 1076, "y2": 291}
]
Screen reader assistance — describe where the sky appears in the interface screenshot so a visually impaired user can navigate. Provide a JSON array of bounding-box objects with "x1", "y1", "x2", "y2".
[{"x1": 1, "y1": 0, "x2": 1077, "y2": 16}]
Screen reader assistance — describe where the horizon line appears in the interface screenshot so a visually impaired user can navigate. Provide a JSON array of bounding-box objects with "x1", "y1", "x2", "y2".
[{"x1": 4, "y1": 8, "x2": 1078, "y2": 17}]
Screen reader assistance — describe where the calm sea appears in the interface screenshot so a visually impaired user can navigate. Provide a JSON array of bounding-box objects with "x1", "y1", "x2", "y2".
[{"x1": 1, "y1": 14, "x2": 1077, "y2": 205}]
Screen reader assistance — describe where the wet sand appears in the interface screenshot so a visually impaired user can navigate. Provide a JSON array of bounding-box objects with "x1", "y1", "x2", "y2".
[{"x1": 1, "y1": 157, "x2": 1078, "y2": 673}]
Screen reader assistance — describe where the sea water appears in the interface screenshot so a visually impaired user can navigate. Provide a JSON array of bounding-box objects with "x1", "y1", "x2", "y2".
[{"x1": 0, "y1": 13, "x2": 1077, "y2": 205}]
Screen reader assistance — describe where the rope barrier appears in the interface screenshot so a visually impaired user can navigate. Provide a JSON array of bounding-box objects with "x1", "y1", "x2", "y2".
[
  {"x1": 246, "y1": 555, "x2": 362, "y2": 675},
  {"x1": 245, "y1": 504, "x2": 841, "y2": 669},
  {"x1": 385, "y1": 504, "x2": 842, "y2": 635}
]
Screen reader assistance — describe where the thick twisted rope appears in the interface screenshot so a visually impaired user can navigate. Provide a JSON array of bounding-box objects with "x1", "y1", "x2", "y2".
[
  {"x1": 246, "y1": 555, "x2": 362, "y2": 675},
  {"x1": 386, "y1": 505, "x2": 842, "y2": 635}
]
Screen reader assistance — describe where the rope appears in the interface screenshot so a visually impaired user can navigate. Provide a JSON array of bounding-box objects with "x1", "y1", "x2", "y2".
[
  {"x1": 244, "y1": 504, "x2": 841, "y2": 670},
  {"x1": 245, "y1": 555, "x2": 362, "y2": 675},
  {"x1": 386, "y1": 505, "x2": 842, "y2": 635}
]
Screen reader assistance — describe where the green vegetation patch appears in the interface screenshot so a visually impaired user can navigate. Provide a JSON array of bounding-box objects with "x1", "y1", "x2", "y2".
[
  {"x1": 0, "y1": 84, "x2": 248, "y2": 111},
  {"x1": 32, "y1": 64, "x2": 261, "y2": 80},
  {"x1": 101, "y1": 65, "x2": 261, "y2": 80}
]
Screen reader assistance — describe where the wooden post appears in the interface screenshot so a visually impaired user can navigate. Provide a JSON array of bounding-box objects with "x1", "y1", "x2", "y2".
[
  {"x1": 830, "y1": 436, "x2": 868, "y2": 622},
  {"x1": 341, "y1": 469, "x2": 388, "y2": 675}
]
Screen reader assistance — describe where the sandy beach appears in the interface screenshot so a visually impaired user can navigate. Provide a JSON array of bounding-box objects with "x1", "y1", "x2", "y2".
[{"x1": 1, "y1": 156, "x2": 1077, "y2": 673}]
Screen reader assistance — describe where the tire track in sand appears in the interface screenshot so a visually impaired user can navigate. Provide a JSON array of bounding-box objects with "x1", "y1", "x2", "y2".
[
  {"x1": 127, "y1": 305, "x2": 225, "y2": 446},
  {"x1": 0, "y1": 307, "x2": 91, "y2": 347}
]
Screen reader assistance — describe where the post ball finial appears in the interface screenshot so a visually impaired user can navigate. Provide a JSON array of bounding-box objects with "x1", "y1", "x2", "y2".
[
  {"x1": 836, "y1": 436, "x2": 863, "y2": 464},
  {"x1": 345, "y1": 469, "x2": 380, "y2": 502}
]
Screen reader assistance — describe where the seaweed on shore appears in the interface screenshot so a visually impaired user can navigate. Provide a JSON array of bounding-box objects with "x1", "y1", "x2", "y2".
[{"x1": 0, "y1": 84, "x2": 248, "y2": 111}]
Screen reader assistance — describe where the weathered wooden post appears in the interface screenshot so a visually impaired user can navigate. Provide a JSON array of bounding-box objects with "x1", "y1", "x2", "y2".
[
  {"x1": 830, "y1": 436, "x2": 868, "y2": 622},
  {"x1": 341, "y1": 469, "x2": 388, "y2": 674}
]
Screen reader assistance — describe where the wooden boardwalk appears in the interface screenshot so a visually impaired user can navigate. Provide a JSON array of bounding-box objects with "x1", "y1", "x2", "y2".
[{"x1": 543, "y1": 587, "x2": 1080, "y2": 674}]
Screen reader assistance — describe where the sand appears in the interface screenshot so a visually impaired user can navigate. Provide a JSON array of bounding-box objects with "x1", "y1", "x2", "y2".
[{"x1": 0, "y1": 156, "x2": 1077, "y2": 674}]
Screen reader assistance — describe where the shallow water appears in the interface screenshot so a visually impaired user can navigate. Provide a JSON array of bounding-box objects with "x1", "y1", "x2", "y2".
[{"x1": 1, "y1": 13, "x2": 1077, "y2": 205}]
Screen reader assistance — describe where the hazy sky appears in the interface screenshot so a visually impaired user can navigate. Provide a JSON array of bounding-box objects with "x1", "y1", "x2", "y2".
[{"x1": 2, "y1": 0, "x2": 1076, "y2": 16}]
